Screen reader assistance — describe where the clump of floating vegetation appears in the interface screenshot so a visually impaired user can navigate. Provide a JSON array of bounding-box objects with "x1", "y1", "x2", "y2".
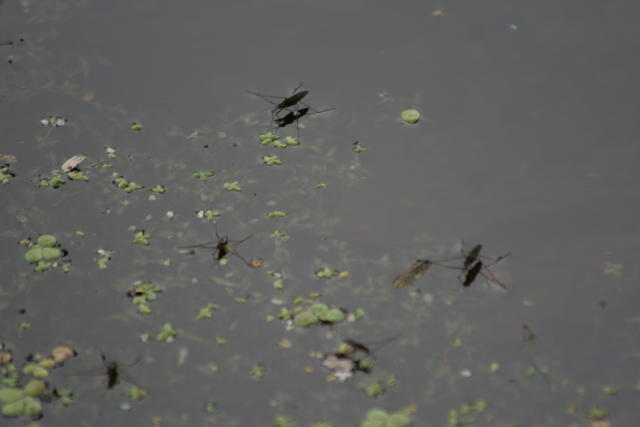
[
  {"x1": 22, "y1": 234, "x2": 69, "y2": 272},
  {"x1": 275, "y1": 298, "x2": 357, "y2": 328},
  {"x1": 127, "y1": 281, "x2": 163, "y2": 314},
  {"x1": 0, "y1": 343, "x2": 76, "y2": 418},
  {"x1": 0, "y1": 164, "x2": 16, "y2": 184},
  {"x1": 113, "y1": 174, "x2": 144, "y2": 193},
  {"x1": 360, "y1": 408, "x2": 412, "y2": 427}
]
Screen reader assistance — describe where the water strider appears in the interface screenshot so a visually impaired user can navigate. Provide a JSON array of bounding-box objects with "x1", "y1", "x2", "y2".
[
  {"x1": 68, "y1": 353, "x2": 141, "y2": 390},
  {"x1": 247, "y1": 83, "x2": 334, "y2": 135},
  {"x1": 179, "y1": 221, "x2": 258, "y2": 268}
]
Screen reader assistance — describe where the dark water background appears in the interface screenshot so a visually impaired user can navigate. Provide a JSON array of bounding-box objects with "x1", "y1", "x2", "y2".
[{"x1": 1, "y1": 1, "x2": 639, "y2": 426}]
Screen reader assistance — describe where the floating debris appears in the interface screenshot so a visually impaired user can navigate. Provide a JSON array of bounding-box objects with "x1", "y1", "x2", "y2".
[
  {"x1": 94, "y1": 249, "x2": 113, "y2": 270},
  {"x1": 393, "y1": 260, "x2": 431, "y2": 288},
  {"x1": 51, "y1": 345, "x2": 77, "y2": 364},
  {"x1": 0, "y1": 164, "x2": 16, "y2": 184},
  {"x1": 40, "y1": 115, "x2": 66, "y2": 127},
  {"x1": 61, "y1": 155, "x2": 86, "y2": 173}
]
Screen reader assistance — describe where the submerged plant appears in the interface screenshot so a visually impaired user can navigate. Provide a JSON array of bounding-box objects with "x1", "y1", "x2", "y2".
[{"x1": 0, "y1": 344, "x2": 76, "y2": 418}]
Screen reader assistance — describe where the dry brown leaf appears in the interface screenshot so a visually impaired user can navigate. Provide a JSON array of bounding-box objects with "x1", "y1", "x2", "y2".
[{"x1": 61, "y1": 154, "x2": 86, "y2": 172}]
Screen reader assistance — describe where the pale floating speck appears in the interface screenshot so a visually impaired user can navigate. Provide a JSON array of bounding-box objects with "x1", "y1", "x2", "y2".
[
  {"x1": 508, "y1": 24, "x2": 518, "y2": 31},
  {"x1": 401, "y1": 109, "x2": 421, "y2": 124},
  {"x1": 61, "y1": 155, "x2": 86, "y2": 172},
  {"x1": 460, "y1": 368, "x2": 472, "y2": 377}
]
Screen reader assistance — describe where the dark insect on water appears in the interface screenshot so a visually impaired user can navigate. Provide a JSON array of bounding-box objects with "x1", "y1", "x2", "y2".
[
  {"x1": 68, "y1": 354, "x2": 139, "y2": 390},
  {"x1": 274, "y1": 107, "x2": 310, "y2": 128},
  {"x1": 272, "y1": 86, "x2": 309, "y2": 116},
  {"x1": 463, "y1": 244, "x2": 482, "y2": 270},
  {"x1": 102, "y1": 354, "x2": 121, "y2": 389},
  {"x1": 179, "y1": 221, "x2": 255, "y2": 267},
  {"x1": 247, "y1": 83, "x2": 334, "y2": 138},
  {"x1": 435, "y1": 242, "x2": 509, "y2": 290},
  {"x1": 522, "y1": 324, "x2": 536, "y2": 344},
  {"x1": 1, "y1": 38, "x2": 23, "y2": 47},
  {"x1": 393, "y1": 259, "x2": 432, "y2": 288},
  {"x1": 463, "y1": 260, "x2": 483, "y2": 287},
  {"x1": 247, "y1": 82, "x2": 308, "y2": 117}
]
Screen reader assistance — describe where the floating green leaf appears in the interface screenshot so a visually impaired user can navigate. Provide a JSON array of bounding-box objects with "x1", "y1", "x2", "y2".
[
  {"x1": 0, "y1": 388, "x2": 22, "y2": 404},
  {"x1": 223, "y1": 181, "x2": 242, "y2": 191},
  {"x1": 113, "y1": 176, "x2": 144, "y2": 193},
  {"x1": 293, "y1": 311, "x2": 319, "y2": 327},
  {"x1": 249, "y1": 364, "x2": 266, "y2": 379},
  {"x1": 273, "y1": 415, "x2": 296, "y2": 427},
  {"x1": 23, "y1": 380, "x2": 45, "y2": 397},
  {"x1": 37, "y1": 235, "x2": 57, "y2": 247},
  {"x1": 324, "y1": 308, "x2": 345, "y2": 324},
  {"x1": 267, "y1": 211, "x2": 286, "y2": 218},
  {"x1": 588, "y1": 407, "x2": 609, "y2": 420},
  {"x1": 126, "y1": 386, "x2": 147, "y2": 400},
  {"x1": 258, "y1": 131, "x2": 279, "y2": 146},
  {"x1": 352, "y1": 142, "x2": 368, "y2": 152},
  {"x1": 128, "y1": 281, "x2": 163, "y2": 314},
  {"x1": 157, "y1": 323, "x2": 178, "y2": 343},
  {"x1": 132, "y1": 230, "x2": 151, "y2": 246},
  {"x1": 131, "y1": 122, "x2": 143, "y2": 131},
  {"x1": 285, "y1": 136, "x2": 300, "y2": 146},
  {"x1": 196, "y1": 303, "x2": 219, "y2": 320},
  {"x1": 67, "y1": 170, "x2": 89, "y2": 182},
  {"x1": 193, "y1": 171, "x2": 215, "y2": 181},
  {"x1": 24, "y1": 247, "x2": 43, "y2": 263},
  {"x1": 39, "y1": 171, "x2": 66, "y2": 188},
  {"x1": 263, "y1": 154, "x2": 282, "y2": 166},
  {"x1": 604, "y1": 261, "x2": 623, "y2": 278},
  {"x1": 400, "y1": 109, "x2": 420, "y2": 124},
  {"x1": 0, "y1": 164, "x2": 16, "y2": 184}
]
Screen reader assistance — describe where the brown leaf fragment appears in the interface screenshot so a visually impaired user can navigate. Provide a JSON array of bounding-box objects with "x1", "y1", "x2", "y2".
[
  {"x1": 61, "y1": 155, "x2": 86, "y2": 172},
  {"x1": 393, "y1": 259, "x2": 432, "y2": 288}
]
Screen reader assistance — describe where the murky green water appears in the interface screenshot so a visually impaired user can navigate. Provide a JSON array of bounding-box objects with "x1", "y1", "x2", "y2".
[{"x1": 2, "y1": 1, "x2": 640, "y2": 426}]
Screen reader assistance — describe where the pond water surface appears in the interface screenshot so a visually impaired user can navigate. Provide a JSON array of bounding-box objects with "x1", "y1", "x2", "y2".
[{"x1": 1, "y1": 1, "x2": 639, "y2": 426}]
